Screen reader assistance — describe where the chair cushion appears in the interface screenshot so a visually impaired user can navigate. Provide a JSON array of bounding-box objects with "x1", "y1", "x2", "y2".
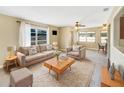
[
  {"x1": 68, "y1": 51, "x2": 79, "y2": 57},
  {"x1": 26, "y1": 53, "x2": 46, "y2": 62}
]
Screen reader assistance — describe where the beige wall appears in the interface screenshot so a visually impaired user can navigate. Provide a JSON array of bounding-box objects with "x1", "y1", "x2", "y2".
[
  {"x1": 0, "y1": 14, "x2": 59, "y2": 67},
  {"x1": 108, "y1": 6, "x2": 124, "y2": 69},
  {"x1": 59, "y1": 27, "x2": 73, "y2": 49},
  {"x1": 0, "y1": 14, "x2": 19, "y2": 66},
  {"x1": 48, "y1": 25, "x2": 60, "y2": 47}
]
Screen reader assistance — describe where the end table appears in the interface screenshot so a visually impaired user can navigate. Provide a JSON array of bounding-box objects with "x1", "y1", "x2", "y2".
[{"x1": 5, "y1": 56, "x2": 18, "y2": 71}]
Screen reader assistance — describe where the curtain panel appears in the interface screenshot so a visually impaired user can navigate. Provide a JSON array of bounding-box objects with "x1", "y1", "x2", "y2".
[{"x1": 19, "y1": 22, "x2": 31, "y2": 47}]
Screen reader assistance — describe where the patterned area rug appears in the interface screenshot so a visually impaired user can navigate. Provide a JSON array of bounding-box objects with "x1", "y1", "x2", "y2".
[{"x1": 28, "y1": 58, "x2": 95, "y2": 87}]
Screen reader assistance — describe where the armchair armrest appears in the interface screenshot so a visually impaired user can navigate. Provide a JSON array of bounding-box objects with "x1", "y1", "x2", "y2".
[
  {"x1": 16, "y1": 52, "x2": 26, "y2": 67},
  {"x1": 79, "y1": 47, "x2": 86, "y2": 59},
  {"x1": 66, "y1": 47, "x2": 72, "y2": 54}
]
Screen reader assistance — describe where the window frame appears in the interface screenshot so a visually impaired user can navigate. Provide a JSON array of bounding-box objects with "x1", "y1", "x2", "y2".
[
  {"x1": 78, "y1": 31, "x2": 96, "y2": 43},
  {"x1": 100, "y1": 31, "x2": 108, "y2": 44},
  {"x1": 30, "y1": 27, "x2": 49, "y2": 45},
  {"x1": 78, "y1": 32, "x2": 87, "y2": 42}
]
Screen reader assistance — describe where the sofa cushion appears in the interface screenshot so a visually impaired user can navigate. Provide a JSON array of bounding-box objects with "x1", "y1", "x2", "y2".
[
  {"x1": 42, "y1": 50, "x2": 54, "y2": 56},
  {"x1": 26, "y1": 53, "x2": 46, "y2": 62},
  {"x1": 39, "y1": 45, "x2": 47, "y2": 52},
  {"x1": 68, "y1": 51, "x2": 79, "y2": 57},
  {"x1": 18, "y1": 47, "x2": 30, "y2": 56},
  {"x1": 35, "y1": 45, "x2": 41, "y2": 53},
  {"x1": 29, "y1": 47, "x2": 37, "y2": 55}
]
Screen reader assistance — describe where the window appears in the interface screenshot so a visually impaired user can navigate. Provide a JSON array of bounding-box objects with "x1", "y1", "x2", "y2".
[
  {"x1": 101, "y1": 31, "x2": 107, "y2": 44},
  {"x1": 79, "y1": 32, "x2": 87, "y2": 42},
  {"x1": 79, "y1": 32, "x2": 96, "y2": 42},
  {"x1": 31, "y1": 28, "x2": 48, "y2": 45},
  {"x1": 87, "y1": 32, "x2": 95, "y2": 42}
]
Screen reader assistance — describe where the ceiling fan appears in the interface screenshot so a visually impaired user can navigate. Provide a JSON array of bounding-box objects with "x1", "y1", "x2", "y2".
[{"x1": 75, "y1": 22, "x2": 86, "y2": 31}]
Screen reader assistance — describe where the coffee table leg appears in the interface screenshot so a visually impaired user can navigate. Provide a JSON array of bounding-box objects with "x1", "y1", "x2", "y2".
[
  {"x1": 69, "y1": 66, "x2": 71, "y2": 71},
  {"x1": 15, "y1": 60, "x2": 18, "y2": 67},
  {"x1": 56, "y1": 73, "x2": 59, "y2": 80},
  {"x1": 6, "y1": 62, "x2": 8, "y2": 71},
  {"x1": 49, "y1": 69, "x2": 51, "y2": 74}
]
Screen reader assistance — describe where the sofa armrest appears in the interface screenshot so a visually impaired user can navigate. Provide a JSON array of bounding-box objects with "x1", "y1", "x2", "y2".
[
  {"x1": 79, "y1": 47, "x2": 86, "y2": 59},
  {"x1": 16, "y1": 52, "x2": 26, "y2": 67},
  {"x1": 66, "y1": 47, "x2": 72, "y2": 54}
]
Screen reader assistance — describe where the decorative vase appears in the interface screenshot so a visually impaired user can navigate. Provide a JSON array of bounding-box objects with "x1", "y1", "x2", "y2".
[{"x1": 109, "y1": 63, "x2": 115, "y2": 80}]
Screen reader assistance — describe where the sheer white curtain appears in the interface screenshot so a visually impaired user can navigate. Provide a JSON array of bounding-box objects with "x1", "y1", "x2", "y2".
[{"x1": 19, "y1": 22, "x2": 31, "y2": 47}]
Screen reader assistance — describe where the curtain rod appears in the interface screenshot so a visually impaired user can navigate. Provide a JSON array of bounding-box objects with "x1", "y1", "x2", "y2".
[{"x1": 16, "y1": 20, "x2": 48, "y2": 28}]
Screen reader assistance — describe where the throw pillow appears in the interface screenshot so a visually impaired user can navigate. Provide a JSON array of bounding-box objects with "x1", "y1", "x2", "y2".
[
  {"x1": 29, "y1": 47, "x2": 37, "y2": 55},
  {"x1": 39, "y1": 45, "x2": 47, "y2": 52},
  {"x1": 73, "y1": 45, "x2": 80, "y2": 52},
  {"x1": 46, "y1": 45, "x2": 53, "y2": 51},
  {"x1": 36, "y1": 45, "x2": 41, "y2": 53},
  {"x1": 18, "y1": 47, "x2": 29, "y2": 56}
]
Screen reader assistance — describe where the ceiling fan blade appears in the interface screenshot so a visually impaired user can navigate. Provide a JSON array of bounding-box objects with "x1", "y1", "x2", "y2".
[{"x1": 75, "y1": 21, "x2": 86, "y2": 27}]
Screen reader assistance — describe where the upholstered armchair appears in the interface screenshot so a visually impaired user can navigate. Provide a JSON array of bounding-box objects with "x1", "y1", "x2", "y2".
[{"x1": 66, "y1": 46, "x2": 86, "y2": 60}]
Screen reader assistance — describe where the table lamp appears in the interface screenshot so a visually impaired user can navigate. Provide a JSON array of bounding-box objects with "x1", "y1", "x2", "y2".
[
  {"x1": 7, "y1": 46, "x2": 13, "y2": 58},
  {"x1": 7, "y1": 46, "x2": 16, "y2": 58},
  {"x1": 52, "y1": 42, "x2": 58, "y2": 50}
]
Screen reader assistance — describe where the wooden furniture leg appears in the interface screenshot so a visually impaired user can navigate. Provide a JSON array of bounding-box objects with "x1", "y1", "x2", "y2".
[
  {"x1": 15, "y1": 60, "x2": 18, "y2": 67},
  {"x1": 49, "y1": 69, "x2": 51, "y2": 74},
  {"x1": 69, "y1": 66, "x2": 71, "y2": 71},
  {"x1": 6, "y1": 62, "x2": 9, "y2": 71},
  {"x1": 56, "y1": 73, "x2": 59, "y2": 80}
]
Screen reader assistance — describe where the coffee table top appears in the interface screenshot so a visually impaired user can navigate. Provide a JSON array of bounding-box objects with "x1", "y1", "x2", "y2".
[{"x1": 44, "y1": 57, "x2": 75, "y2": 73}]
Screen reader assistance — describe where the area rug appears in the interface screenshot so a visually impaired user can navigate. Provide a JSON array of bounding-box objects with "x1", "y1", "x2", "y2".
[{"x1": 28, "y1": 59, "x2": 95, "y2": 87}]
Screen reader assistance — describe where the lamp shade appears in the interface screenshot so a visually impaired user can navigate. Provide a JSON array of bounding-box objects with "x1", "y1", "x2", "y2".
[
  {"x1": 52, "y1": 42, "x2": 58, "y2": 46},
  {"x1": 7, "y1": 46, "x2": 16, "y2": 57},
  {"x1": 52, "y1": 42, "x2": 58, "y2": 50},
  {"x1": 7, "y1": 46, "x2": 13, "y2": 52}
]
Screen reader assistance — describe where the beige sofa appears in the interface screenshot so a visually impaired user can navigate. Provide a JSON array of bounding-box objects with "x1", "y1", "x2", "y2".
[
  {"x1": 66, "y1": 45, "x2": 86, "y2": 60},
  {"x1": 17, "y1": 45, "x2": 55, "y2": 67}
]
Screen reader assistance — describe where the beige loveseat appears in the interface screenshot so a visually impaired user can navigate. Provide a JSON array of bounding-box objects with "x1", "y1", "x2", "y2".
[
  {"x1": 17, "y1": 45, "x2": 55, "y2": 67},
  {"x1": 66, "y1": 45, "x2": 86, "y2": 60}
]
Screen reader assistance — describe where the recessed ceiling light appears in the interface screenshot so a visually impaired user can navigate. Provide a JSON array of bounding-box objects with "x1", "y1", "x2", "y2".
[{"x1": 103, "y1": 8, "x2": 109, "y2": 12}]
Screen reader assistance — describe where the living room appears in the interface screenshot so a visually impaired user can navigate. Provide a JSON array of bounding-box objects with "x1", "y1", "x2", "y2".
[{"x1": 0, "y1": 5, "x2": 124, "y2": 89}]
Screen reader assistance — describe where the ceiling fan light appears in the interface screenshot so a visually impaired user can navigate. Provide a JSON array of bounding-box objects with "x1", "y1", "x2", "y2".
[
  {"x1": 75, "y1": 26, "x2": 79, "y2": 31},
  {"x1": 102, "y1": 24, "x2": 108, "y2": 30}
]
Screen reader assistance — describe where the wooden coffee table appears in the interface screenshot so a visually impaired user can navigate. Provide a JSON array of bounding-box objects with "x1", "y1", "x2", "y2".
[{"x1": 44, "y1": 57, "x2": 75, "y2": 80}]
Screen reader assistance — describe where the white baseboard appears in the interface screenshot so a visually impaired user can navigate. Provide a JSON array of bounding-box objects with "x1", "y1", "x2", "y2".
[{"x1": 0, "y1": 65, "x2": 3, "y2": 69}]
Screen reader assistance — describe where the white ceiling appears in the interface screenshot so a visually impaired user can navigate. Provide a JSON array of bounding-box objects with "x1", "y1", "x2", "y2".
[{"x1": 0, "y1": 6, "x2": 113, "y2": 27}]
